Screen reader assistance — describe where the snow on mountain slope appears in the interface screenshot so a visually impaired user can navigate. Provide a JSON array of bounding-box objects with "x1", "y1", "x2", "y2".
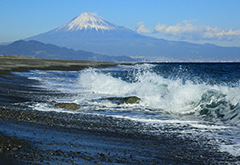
[
  {"x1": 25, "y1": 12, "x2": 240, "y2": 61},
  {"x1": 56, "y1": 12, "x2": 119, "y2": 32}
]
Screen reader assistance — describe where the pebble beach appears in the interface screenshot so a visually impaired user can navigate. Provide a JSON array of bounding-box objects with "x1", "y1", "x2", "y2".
[{"x1": 0, "y1": 56, "x2": 239, "y2": 164}]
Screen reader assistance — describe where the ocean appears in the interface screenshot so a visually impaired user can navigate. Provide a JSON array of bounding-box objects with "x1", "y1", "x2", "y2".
[
  {"x1": 2, "y1": 62, "x2": 240, "y2": 164},
  {"x1": 11, "y1": 63, "x2": 240, "y2": 156}
]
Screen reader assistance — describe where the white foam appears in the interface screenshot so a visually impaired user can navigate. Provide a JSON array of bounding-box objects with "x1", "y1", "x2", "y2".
[
  {"x1": 220, "y1": 144, "x2": 240, "y2": 157},
  {"x1": 77, "y1": 67, "x2": 240, "y2": 119},
  {"x1": 14, "y1": 65, "x2": 240, "y2": 157}
]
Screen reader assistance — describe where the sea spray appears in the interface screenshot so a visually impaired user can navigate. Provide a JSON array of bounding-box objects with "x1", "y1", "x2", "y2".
[
  {"x1": 13, "y1": 63, "x2": 240, "y2": 157},
  {"x1": 77, "y1": 66, "x2": 240, "y2": 125}
]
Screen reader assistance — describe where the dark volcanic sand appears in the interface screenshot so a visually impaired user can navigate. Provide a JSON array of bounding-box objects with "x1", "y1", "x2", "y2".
[{"x1": 0, "y1": 57, "x2": 239, "y2": 164}]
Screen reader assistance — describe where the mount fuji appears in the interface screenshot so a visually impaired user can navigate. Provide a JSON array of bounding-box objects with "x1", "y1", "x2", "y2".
[
  {"x1": 26, "y1": 12, "x2": 144, "y2": 56},
  {"x1": 26, "y1": 12, "x2": 240, "y2": 61},
  {"x1": 56, "y1": 12, "x2": 119, "y2": 32}
]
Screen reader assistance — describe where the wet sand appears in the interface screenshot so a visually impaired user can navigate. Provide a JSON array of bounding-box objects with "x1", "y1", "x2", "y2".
[{"x1": 0, "y1": 56, "x2": 239, "y2": 164}]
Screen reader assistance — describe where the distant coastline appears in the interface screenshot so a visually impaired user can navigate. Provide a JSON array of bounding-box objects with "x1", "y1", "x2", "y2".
[{"x1": 0, "y1": 55, "x2": 131, "y2": 76}]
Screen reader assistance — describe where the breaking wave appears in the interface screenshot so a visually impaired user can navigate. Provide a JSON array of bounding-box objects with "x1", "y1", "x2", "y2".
[
  {"x1": 13, "y1": 63, "x2": 240, "y2": 157},
  {"x1": 78, "y1": 65, "x2": 240, "y2": 126}
]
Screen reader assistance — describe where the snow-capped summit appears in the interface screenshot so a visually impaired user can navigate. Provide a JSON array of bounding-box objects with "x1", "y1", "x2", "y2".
[
  {"x1": 57, "y1": 12, "x2": 119, "y2": 32},
  {"x1": 25, "y1": 12, "x2": 240, "y2": 61},
  {"x1": 25, "y1": 12, "x2": 149, "y2": 57}
]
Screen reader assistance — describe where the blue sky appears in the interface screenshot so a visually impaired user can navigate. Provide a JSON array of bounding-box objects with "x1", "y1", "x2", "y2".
[{"x1": 1, "y1": 0, "x2": 240, "y2": 47}]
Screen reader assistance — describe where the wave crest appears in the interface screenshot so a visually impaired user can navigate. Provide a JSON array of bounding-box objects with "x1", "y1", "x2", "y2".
[
  {"x1": 78, "y1": 66, "x2": 240, "y2": 126},
  {"x1": 194, "y1": 89, "x2": 240, "y2": 125}
]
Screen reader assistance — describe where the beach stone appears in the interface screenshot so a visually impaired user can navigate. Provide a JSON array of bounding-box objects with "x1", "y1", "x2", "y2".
[
  {"x1": 55, "y1": 103, "x2": 80, "y2": 110},
  {"x1": 12, "y1": 147, "x2": 18, "y2": 151},
  {"x1": 50, "y1": 101, "x2": 56, "y2": 104},
  {"x1": 123, "y1": 96, "x2": 140, "y2": 104},
  {"x1": 104, "y1": 96, "x2": 140, "y2": 104}
]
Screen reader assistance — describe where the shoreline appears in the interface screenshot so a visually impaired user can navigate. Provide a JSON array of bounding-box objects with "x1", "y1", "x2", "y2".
[
  {"x1": 0, "y1": 57, "x2": 240, "y2": 164},
  {"x1": 0, "y1": 56, "x2": 132, "y2": 76},
  {"x1": 0, "y1": 56, "x2": 137, "y2": 164},
  {"x1": 1, "y1": 108, "x2": 234, "y2": 165}
]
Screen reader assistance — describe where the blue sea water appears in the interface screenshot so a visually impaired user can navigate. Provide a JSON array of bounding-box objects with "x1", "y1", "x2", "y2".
[{"x1": 15, "y1": 63, "x2": 240, "y2": 157}]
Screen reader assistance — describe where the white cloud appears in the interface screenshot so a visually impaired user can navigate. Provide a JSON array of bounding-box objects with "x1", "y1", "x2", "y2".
[
  {"x1": 135, "y1": 22, "x2": 152, "y2": 34},
  {"x1": 154, "y1": 20, "x2": 240, "y2": 41}
]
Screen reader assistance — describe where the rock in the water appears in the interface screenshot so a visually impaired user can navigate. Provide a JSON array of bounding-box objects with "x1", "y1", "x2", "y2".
[
  {"x1": 104, "y1": 96, "x2": 140, "y2": 104},
  {"x1": 123, "y1": 96, "x2": 141, "y2": 104},
  {"x1": 55, "y1": 103, "x2": 80, "y2": 110}
]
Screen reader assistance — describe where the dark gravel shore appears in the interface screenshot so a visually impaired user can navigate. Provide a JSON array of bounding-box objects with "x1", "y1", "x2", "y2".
[
  {"x1": 1, "y1": 108, "x2": 237, "y2": 165},
  {"x1": 0, "y1": 57, "x2": 240, "y2": 164}
]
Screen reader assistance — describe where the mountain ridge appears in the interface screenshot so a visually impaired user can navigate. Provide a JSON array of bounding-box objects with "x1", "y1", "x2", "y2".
[
  {"x1": 0, "y1": 40, "x2": 136, "y2": 62},
  {"x1": 22, "y1": 12, "x2": 240, "y2": 61}
]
